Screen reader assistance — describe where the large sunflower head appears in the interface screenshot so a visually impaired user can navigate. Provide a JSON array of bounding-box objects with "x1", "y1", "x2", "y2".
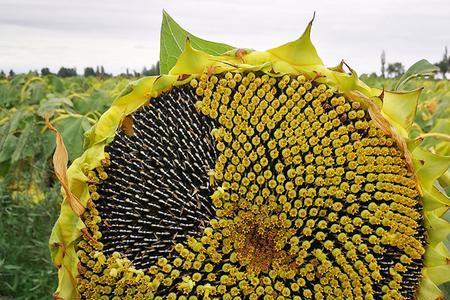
[{"x1": 49, "y1": 12, "x2": 450, "y2": 300}]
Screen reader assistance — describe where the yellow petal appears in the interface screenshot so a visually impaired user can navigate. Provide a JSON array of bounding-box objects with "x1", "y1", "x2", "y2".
[
  {"x1": 423, "y1": 186, "x2": 450, "y2": 213},
  {"x1": 424, "y1": 242, "x2": 450, "y2": 267},
  {"x1": 426, "y1": 265, "x2": 450, "y2": 286},
  {"x1": 413, "y1": 147, "x2": 450, "y2": 191},
  {"x1": 424, "y1": 210, "x2": 450, "y2": 247},
  {"x1": 169, "y1": 39, "x2": 237, "y2": 75},
  {"x1": 417, "y1": 275, "x2": 444, "y2": 300},
  {"x1": 381, "y1": 89, "x2": 422, "y2": 136},
  {"x1": 267, "y1": 15, "x2": 323, "y2": 66}
]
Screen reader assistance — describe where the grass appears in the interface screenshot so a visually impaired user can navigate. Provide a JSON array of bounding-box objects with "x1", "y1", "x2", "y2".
[{"x1": 0, "y1": 184, "x2": 60, "y2": 300}]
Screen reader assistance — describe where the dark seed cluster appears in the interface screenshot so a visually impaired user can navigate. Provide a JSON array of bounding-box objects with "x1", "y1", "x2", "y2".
[
  {"x1": 75, "y1": 71, "x2": 425, "y2": 300},
  {"x1": 95, "y1": 86, "x2": 217, "y2": 268}
]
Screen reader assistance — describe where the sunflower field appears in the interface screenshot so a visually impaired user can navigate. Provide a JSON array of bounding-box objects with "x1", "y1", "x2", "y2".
[{"x1": 0, "y1": 74, "x2": 131, "y2": 299}]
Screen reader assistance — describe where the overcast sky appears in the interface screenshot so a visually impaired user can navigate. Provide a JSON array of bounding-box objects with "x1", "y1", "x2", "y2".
[{"x1": 1, "y1": 0, "x2": 449, "y2": 75}]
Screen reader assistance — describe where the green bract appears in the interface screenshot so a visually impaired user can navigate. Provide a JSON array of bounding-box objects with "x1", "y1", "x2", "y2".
[{"x1": 49, "y1": 12, "x2": 450, "y2": 300}]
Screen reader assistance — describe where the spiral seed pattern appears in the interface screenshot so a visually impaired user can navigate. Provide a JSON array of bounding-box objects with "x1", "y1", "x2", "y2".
[{"x1": 75, "y1": 71, "x2": 425, "y2": 300}]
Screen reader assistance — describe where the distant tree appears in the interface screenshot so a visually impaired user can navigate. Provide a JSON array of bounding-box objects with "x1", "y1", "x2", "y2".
[
  {"x1": 57, "y1": 67, "x2": 65, "y2": 77},
  {"x1": 0, "y1": 70, "x2": 5, "y2": 79},
  {"x1": 94, "y1": 66, "x2": 111, "y2": 78},
  {"x1": 381, "y1": 50, "x2": 386, "y2": 78},
  {"x1": 8, "y1": 70, "x2": 15, "y2": 78},
  {"x1": 387, "y1": 62, "x2": 404, "y2": 78},
  {"x1": 41, "y1": 68, "x2": 51, "y2": 76},
  {"x1": 435, "y1": 46, "x2": 449, "y2": 79},
  {"x1": 84, "y1": 67, "x2": 96, "y2": 77},
  {"x1": 57, "y1": 67, "x2": 77, "y2": 77},
  {"x1": 142, "y1": 61, "x2": 160, "y2": 76},
  {"x1": 119, "y1": 70, "x2": 131, "y2": 77}
]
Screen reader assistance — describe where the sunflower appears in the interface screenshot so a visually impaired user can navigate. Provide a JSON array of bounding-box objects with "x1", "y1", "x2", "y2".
[{"x1": 49, "y1": 14, "x2": 450, "y2": 300}]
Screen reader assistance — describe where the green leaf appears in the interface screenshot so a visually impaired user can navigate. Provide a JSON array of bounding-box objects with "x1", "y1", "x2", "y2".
[
  {"x1": 394, "y1": 59, "x2": 439, "y2": 91},
  {"x1": 37, "y1": 97, "x2": 73, "y2": 117},
  {"x1": 51, "y1": 115, "x2": 92, "y2": 161},
  {"x1": 0, "y1": 161, "x2": 10, "y2": 176},
  {"x1": 11, "y1": 122, "x2": 32, "y2": 163},
  {"x1": 72, "y1": 91, "x2": 113, "y2": 115},
  {"x1": 0, "y1": 110, "x2": 27, "y2": 154},
  {"x1": 159, "y1": 10, "x2": 235, "y2": 75},
  {"x1": 440, "y1": 281, "x2": 450, "y2": 300},
  {"x1": 0, "y1": 135, "x2": 17, "y2": 163},
  {"x1": 421, "y1": 119, "x2": 450, "y2": 156},
  {"x1": 27, "y1": 81, "x2": 47, "y2": 104},
  {"x1": 48, "y1": 75, "x2": 64, "y2": 93}
]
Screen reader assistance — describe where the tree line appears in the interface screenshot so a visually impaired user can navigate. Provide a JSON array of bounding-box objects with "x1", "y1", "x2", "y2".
[
  {"x1": 379, "y1": 47, "x2": 449, "y2": 79},
  {"x1": 0, "y1": 62, "x2": 160, "y2": 79},
  {"x1": 1, "y1": 49, "x2": 450, "y2": 79}
]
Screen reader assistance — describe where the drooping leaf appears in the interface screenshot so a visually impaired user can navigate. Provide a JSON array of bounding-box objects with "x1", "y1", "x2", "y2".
[
  {"x1": 0, "y1": 135, "x2": 17, "y2": 164},
  {"x1": 11, "y1": 122, "x2": 33, "y2": 163},
  {"x1": 46, "y1": 117, "x2": 85, "y2": 216},
  {"x1": 37, "y1": 97, "x2": 73, "y2": 117},
  {"x1": 394, "y1": 59, "x2": 439, "y2": 91},
  {"x1": 72, "y1": 91, "x2": 113, "y2": 115},
  {"x1": 50, "y1": 115, "x2": 93, "y2": 161},
  {"x1": 0, "y1": 110, "x2": 33, "y2": 164},
  {"x1": 0, "y1": 111, "x2": 25, "y2": 151},
  {"x1": 48, "y1": 75, "x2": 64, "y2": 93},
  {"x1": 159, "y1": 10, "x2": 235, "y2": 75},
  {"x1": 26, "y1": 80, "x2": 47, "y2": 104}
]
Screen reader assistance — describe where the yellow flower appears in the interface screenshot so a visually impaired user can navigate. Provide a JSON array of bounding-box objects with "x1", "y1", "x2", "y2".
[{"x1": 50, "y1": 14, "x2": 449, "y2": 300}]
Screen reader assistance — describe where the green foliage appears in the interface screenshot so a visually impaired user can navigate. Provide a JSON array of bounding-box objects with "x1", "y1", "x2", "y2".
[
  {"x1": 159, "y1": 10, "x2": 234, "y2": 74},
  {"x1": 0, "y1": 74, "x2": 130, "y2": 178},
  {"x1": 0, "y1": 73, "x2": 132, "y2": 299},
  {"x1": 395, "y1": 59, "x2": 439, "y2": 91},
  {"x1": 0, "y1": 184, "x2": 60, "y2": 300},
  {"x1": 359, "y1": 77, "x2": 450, "y2": 138}
]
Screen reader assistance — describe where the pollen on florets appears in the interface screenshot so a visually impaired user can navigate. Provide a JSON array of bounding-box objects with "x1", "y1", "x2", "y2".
[
  {"x1": 187, "y1": 71, "x2": 424, "y2": 299},
  {"x1": 74, "y1": 70, "x2": 424, "y2": 300}
]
